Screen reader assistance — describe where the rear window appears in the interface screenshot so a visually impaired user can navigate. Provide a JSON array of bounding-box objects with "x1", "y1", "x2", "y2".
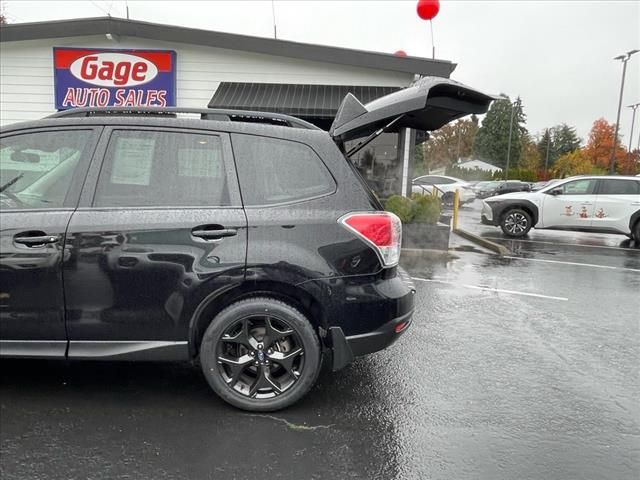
[
  {"x1": 598, "y1": 179, "x2": 640, "y2": 195},
  {"x1": 232, "y1": 134, "x2": 336, "y2": 206}
]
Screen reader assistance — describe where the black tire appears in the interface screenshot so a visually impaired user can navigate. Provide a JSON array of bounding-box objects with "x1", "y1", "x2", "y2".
[
  {"x1": 633, "y1": 221, "x2": 640, "y2": 244},
  {"x1": 200, "y1": 297, "x2": 321, "y2": 411},
  {"x1": 500, "y1": 208, "x2": 533, "y2": 237},
  {"x1": 442, "y1": 192, "x2": 454, "y2": 206}
]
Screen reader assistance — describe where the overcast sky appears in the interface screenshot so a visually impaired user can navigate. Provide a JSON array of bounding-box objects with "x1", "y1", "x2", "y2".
[{"x1": 3, "y1": 0, "x2": 639, "y2": 145}]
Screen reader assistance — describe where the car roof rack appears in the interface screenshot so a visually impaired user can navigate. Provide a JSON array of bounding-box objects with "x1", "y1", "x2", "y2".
[{"x1": 47, "y1": 107, "x2": 320, "y2": 130}]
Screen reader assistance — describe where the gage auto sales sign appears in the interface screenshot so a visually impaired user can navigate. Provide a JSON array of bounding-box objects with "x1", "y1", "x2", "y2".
[{"x1": 53, "y1": 48, "x2": 177, "y2": 110}]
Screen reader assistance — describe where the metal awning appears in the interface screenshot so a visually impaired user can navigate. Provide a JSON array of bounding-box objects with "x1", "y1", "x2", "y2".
[{"x1": 208, "y1": 83, "x2": 401, "y2": 118}]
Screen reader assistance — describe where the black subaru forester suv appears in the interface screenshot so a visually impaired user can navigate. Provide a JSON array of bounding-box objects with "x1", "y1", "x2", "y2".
[{"x1": 0, "y1": 77, "x2": 493, "y2": 410}]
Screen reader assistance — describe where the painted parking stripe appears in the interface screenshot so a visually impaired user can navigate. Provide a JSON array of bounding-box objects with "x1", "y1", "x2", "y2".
[
  {"x1": 411, "y1": 277, "x2": 569, "y2": 301},
  {"x1": 483, "y1": 236, "x2": 637, "y2": 252},
  {"x1": 503, "y1": 256, "x2": 640, "y2": 272}
]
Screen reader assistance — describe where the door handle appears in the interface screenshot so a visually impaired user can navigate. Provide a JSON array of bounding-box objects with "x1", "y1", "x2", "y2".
[
  {"x1": 632, "y1": 202, "x2": 640, "y2": 206},
  {"x1": 191, "y1": 227, "x2": 238, "y2": 240},
  {"x1": 581, "y1": 202, "x2": 593, "y2": 206},
  {"x1": 14, "y1": 233, "x2": 60, "y2": 246}
]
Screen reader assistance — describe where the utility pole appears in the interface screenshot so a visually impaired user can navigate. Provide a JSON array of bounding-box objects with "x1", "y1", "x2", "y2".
[
  {"x1": 456, "y1": 121, "x2": 463, "y2": 162},
  {"x1": 610, "y1": 50, "x2": 639, "y2": 174},
  {"x1": 505, "y1": 99, "x2": 516, "y2": 180},
  {"x1": 271, "y1": 0, "x2": 278, "y2": 39},
  {"x1": 544, "y1": 128, "x2": 551, "y2": 178}
]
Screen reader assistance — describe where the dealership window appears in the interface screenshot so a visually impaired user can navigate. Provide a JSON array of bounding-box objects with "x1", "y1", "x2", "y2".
[
  {"x1": 345, "y1": 132, "x2": 402, "y2": 200},
  {"x1": 94, "y1": 130, "x2": 230, "y2": 207}
]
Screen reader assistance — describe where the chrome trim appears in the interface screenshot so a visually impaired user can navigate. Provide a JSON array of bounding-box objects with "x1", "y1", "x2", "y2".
[
  {"x1": 67, "y1": 341, "x2": 189, "y2": 361},
  {"x1": 0, "y1": 340, "x2": 67, "y2": 358}
]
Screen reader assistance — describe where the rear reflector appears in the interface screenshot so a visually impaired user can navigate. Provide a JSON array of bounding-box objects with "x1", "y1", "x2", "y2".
[
  {"x1": 394, "y1": 320, "x2": 409, "y2": 333},
  {"x1": 339, "y1": 212, "x2": 402, "y2": 267}
]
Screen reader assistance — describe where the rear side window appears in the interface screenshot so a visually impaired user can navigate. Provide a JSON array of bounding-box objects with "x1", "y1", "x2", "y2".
[
  {"x1": 232, "y1": 134, "x2": 335, "y2": 206},
  {"x1": 94, "y1": 130, "x2": 231, "y2": 207},
  {"x1": 599, "y1": 179, "x2": 640, "y2": 195}
]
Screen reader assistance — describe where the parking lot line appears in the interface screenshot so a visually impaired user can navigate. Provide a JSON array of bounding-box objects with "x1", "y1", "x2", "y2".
[
  {"x1": 411, "y1": 277, "x2": 569, "y2": 301},
  {"x1": 483, "y1": 236, "x2": 637, "y2": 252},
  {"x1": 503, "y1": 256, "x2": 640, "y2": 273}
]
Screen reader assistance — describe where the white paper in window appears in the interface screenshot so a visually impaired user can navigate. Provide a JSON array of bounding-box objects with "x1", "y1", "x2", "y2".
[
  {"x1": 177, "y1": 145, "x2": 222, "y2": 178},
  {"x1": 110, "y1": 137, "x2": 155, "y2": 185}
]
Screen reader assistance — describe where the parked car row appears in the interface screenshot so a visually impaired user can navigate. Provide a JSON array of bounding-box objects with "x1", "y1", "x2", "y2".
[
  {"x1": 411, "y1": 175, "x2": 475, "y2": 204},
  {"x1": 410, "y1": 176, "x2": 544, "y2": 205},
  {"x1": 473, "y1": 180, "x2": 533, "y2": 198},
  {"x1": 481, "y1": 175, "x2": 640, "y2": 239}
]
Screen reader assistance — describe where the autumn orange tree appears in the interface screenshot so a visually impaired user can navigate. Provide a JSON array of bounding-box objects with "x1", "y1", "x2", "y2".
[
  {"x1": 583, "y1": 118, "x2": 626, "y2": 172},
  {"x1": 422, "y1": 116, "x2": 479, "y2": 171},
  {"x1": 618, "y1": 150, "x2": 640, "y2": 175}
]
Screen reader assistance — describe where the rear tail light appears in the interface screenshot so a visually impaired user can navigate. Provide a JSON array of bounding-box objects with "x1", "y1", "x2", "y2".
[{"x1": 339, "y1": 212, "x2": 402, "y2": 267}]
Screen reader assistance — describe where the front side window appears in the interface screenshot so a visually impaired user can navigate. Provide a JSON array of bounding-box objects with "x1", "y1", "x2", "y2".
[
  {"x1": 557, "y1": 179, "x2": 597, "y2": 195},
  {"x1": 598, "y1": 179, "x2": 640, "y2": 195},
  {"x1": 232, "y1": 134, "x2": 336, "y2": 206},
  {"x1": 94, "y1": 130, "x2": 230, "y2": 208},
  {"x1": 0, "y1": 130, "x2": 93, "y2": 210}
]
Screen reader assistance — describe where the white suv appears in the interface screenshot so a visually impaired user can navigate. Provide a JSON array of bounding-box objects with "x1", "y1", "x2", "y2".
[
  {"x1": 481, "y1": 176, "x2": 640, "y2": 239},
  {"x1": 412, "y1": 175, "x2": 475, "y2": 204}
]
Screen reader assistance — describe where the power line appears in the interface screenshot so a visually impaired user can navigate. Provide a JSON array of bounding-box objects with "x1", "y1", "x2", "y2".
[{"x1": 90, "y1": 1, "x2": 111, "y2": 17}]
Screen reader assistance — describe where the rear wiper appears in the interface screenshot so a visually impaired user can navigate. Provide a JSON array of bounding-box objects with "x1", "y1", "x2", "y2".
[{"x1": 0, "y1": 173, "x2": 24, "y2": 193}]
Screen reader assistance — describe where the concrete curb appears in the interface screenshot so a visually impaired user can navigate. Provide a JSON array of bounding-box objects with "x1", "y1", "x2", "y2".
[
  {"x1": 401, "y1": 248, "x2": 459, "y2": 262},
  {"x1": 452, "y1": 228, "x2": 511, "y2": 256}
]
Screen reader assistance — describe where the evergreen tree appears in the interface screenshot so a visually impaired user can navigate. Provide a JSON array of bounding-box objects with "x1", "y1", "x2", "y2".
[
  {"x1": 554, "y1": 123, "x2": 581, "y2": 157},
  {"x1": 473, "y1": 96, "x2": 526, "y2": 169},
  {"x1": 537, "y1": 123, "x2": 581, "y2": 169}
]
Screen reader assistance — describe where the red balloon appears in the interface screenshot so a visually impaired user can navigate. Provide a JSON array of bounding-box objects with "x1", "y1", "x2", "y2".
[
  {"x1": 416, "y1": 0, "x2": 440, "y2": 20},
  {"x1": 394, "y1": 50, "x2": 408, "y2": 57}
]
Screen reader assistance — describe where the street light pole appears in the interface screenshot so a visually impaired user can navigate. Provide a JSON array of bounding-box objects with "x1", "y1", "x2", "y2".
[
  {"x1": 609, "y1": 50, "x2": 639, "y2": 174},
  {"x1": 628, "y1": 103, "x2": 640, "y2": 153}
]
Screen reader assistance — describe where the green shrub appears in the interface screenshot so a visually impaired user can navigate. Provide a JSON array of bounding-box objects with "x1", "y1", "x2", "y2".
[
  {"x1": 411, "y1": 193, "x2": 441, "y2": 224},
  {"x1": 384, "y1": 195, "x2": 414, "y2": 223},
  {"x1": 385, "y1": 193, "x2": 442, "y2": 225}
]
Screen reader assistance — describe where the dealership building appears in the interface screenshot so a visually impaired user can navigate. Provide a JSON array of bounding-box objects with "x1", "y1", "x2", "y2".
[{"x1": 0, "y1": 17, "x2": 458, "y2": 197}]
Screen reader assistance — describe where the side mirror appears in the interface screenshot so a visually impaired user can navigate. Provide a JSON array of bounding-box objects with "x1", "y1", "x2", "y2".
[
  {"x1": 11, "y1": 151, "x2": 40, "y2": 163},
  {"x1": 548, "y1": 188, "x2": 563, "y2": 196}
]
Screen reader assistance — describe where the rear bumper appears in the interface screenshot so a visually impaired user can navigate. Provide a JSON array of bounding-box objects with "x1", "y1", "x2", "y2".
[
  {"x1": 459, "y1": 191, "x2": 476, "y2": 204},
  {"x1": 304, "y1": 266, "x2": 416, "y2": 370},
  {"x1": 345, "y1": 308, "x2": 413, "y2": 356}
]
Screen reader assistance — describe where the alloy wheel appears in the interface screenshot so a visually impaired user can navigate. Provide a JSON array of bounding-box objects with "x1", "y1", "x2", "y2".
[
  {"x1": 504, "y1": 212, "x2": 528, "y2": 235},
  {"x1": 216, "y1": 316, "x2": 305, "y2": 399}
]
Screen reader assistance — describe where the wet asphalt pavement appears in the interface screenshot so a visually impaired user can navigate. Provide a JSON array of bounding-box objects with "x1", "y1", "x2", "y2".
[{"x1": 1, "y1": 201, "x2": 639, "y2": 480}]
